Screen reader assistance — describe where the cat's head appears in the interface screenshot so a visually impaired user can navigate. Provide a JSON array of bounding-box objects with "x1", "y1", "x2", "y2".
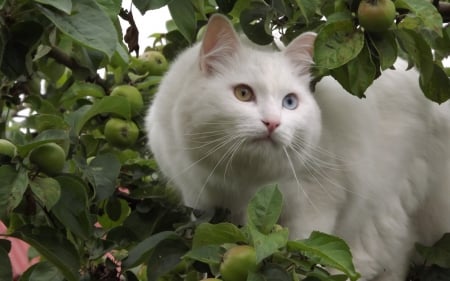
[{"x1": 178, "y1": 14, "x2": 321, "y2": 173}]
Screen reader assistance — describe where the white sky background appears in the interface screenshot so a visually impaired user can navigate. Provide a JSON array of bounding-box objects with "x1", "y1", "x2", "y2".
[
  {"x1": 119, "y1": 1, "x2": 449, "y2": 66},
  {"x1": 119, "y1": 1, "x2": 171, "y2": 50}
]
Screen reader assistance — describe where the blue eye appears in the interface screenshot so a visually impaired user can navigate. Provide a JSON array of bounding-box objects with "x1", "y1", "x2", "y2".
[{"x1": 282, "y1": 93, "x2": 298, "y2": 110}]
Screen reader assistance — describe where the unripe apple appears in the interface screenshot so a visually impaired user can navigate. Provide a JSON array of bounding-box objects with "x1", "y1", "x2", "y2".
[
  {"x1": 219, "y1": 245, "x2": 258, "y2": 281},
  {"x1": 29, "y1": 143, "x2": 66, "y2": 175},
  {"x1": 357, "y1": 0, "x2": 396, "y2": 32},
  {"x1": 110, "y1": 85, "x2": 143, "y2": 117},
  {"x1": 104, "y1": 118, "x2": 139, "y2": 148},
  {"x1": 130, "y1": 50, "x2": 168, "y2": 75},
  {"x1": 0, "y1": 139, "x2": 17, "y2": 162}
]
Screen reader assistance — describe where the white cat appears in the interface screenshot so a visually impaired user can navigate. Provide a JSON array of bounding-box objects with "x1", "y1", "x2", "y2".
[{"x1": 145, "y1": 14, "x2": 450, "y2": 281}]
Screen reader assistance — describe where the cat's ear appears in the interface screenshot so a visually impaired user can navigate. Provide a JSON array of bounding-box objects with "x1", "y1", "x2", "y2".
[
  {"x1": 283, "y1": 32, "x2": 316, "y2": 75},
  {"x1": 199, "y1": 14, "x2": 240, "y2": 74}
]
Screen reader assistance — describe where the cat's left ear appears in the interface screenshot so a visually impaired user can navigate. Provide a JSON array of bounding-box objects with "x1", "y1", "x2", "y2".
[
  {"x1": 283, "y1": 32, "x2": 316, "y2": 75},
  {"x1": 199, "y1": 14, "x2": 240, "y2": 74}
]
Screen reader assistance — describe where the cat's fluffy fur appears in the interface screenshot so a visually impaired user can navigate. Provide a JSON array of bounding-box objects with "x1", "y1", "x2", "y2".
[{"x1": 145, "y1": 14, "x2": 450, "y2": 281}]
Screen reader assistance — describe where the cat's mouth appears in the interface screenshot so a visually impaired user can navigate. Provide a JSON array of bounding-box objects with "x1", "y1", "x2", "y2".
[{"x1": 252, "y1": 135, "x2": 279, "y2": 146}]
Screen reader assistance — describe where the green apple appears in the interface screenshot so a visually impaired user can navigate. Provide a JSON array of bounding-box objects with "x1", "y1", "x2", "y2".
[
  {"x1": 29, "y1": 143, "x2": 66, "y2": 175},
  {"x1": 104, "y1": 118, "x2": 139, "y2": 148},
  {"x1": 110, "y1": 85, "x2": 143, "y2": 117},
  {"x1": 0, "y1": 139, "x2": 17, "y2": 162},
  {"x1": 130, "y1": 50, "x2": 168, "y2": 75},
  {"x1": 219, "y1": 245, "x2": 258, "y2": 281},
  {"x1": 358, "y1": 0, "x2": 396, "y2": 32}
]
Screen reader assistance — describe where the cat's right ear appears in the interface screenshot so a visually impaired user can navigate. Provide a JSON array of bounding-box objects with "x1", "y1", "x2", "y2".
[{"x1": 199, "y1": 14, "x2": 239, "y2": 74}]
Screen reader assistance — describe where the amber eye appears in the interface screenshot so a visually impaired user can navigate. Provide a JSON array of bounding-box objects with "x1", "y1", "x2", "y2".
[{"x1": 233, "y1": 84, "x2": 254, "y2": 102}]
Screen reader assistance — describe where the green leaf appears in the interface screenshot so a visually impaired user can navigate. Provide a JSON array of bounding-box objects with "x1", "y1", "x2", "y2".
[
  {"x1": 75, "y1": 95, "x2": 132, "y2": 134},
  {"x1": 192, "y1": 222, "x2": 247, "y2": 249},
  {"x1": 168, "y1": 0, "x2": 196, "y2": 44},
  {"x1": 59, "y1": 81, "x2": 105, "y2": 107},
  {"x1": 122, "y1": 231, "x2": 180, "y2": 269},
  {"x1": 6, "y1": 167, "x2": 28, "y2": 217},
  {"x1": 396, "y1": 0, "x2": 443, "y2": 37},
  {"x1": 17, "y1": 129, "x2": 69, "y2": 158},
  {"x1": 97, "y1": 198, "x2": 131, "y2": 229},
  {"x1": 12, "y1": 225, "x2": 80, "y2": 281},
  {"x1": 38, "y1": 0, "x2": 118, "y2": 58},
  {"x1": 249, "y1": 227, "x2": 289, "y2": 263},
  {"x1": 132, "y1": 0, "x2": 172, "y2": 14},
  {"x1": 416, "y1": 233, "x2": 450, "y2": 268},
  {"x1": 30, "y1": 177, "x2": 61, "y2": 210},
  {"x1": 26, "y1": 114, "x2": 69, "y2": 132},
  {"x1": 52, "y1": 175, "x2": 92, "y2": 239},
  {"x1": 294, "y1": 0, "x2": 320, "y2": 25},
  {"x1": 368, "y1": 31, "x2": 397, "y2": 70},
  {"x1": 147, "y1": 240, "x2": 189, "y2": 281},
  {"x1": 240, "y1": 2, "x2": 274, "y2": 45},
  {"x1": 396, "y1": 28, "x2": 433, "y2": 82},
  {"x1": 314, "y1": 20, "x2": 364, "y2": 69},
  {"x1": 88, "y1": 153, "x2": 121, "y2": 200},
  {"x1": 27, "y1": 261, "x2": 64, "y2": 281},
  {"x1": 34, "y1": 0, "x2": 72, "y2": 14},
  {"x1": 247, "y1": 185, "x2": 283, "y2": 234},
  {"x1": 0, "y1": 165, "x2": 17, "y2": 220},
  {"x1": 287, "y1": 231, "x2": 360, "y2": 281},
  {"x1": 419, "y1": 63, "x2": 450, "y2": 104},
  {"x1": 0, "y1": 245, "x2": 13, "y2": 281},
  {"x1": 184, "y1": 244, "x2": 224, "y2": 265},
  {"x1": 330, "y1": 44, "x2": 376, "y2": 98}
]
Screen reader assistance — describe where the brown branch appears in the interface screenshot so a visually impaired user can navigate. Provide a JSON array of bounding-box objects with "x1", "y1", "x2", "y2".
[
  {"x1": 432, "y1": 1, "x2": 450, "y2": 23},
  {"x1": 47, "y1": 47, "x2": 108, "y2": 91}
]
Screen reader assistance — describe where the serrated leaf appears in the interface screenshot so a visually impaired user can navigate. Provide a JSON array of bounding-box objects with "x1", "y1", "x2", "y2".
[
  {"x1": 192, "y1": 222, "x2": 247, "y2": 248},
  {"x1": 38, "y1": 0, "x2": 118, "y2": 58},
  {"x1": 287, "y1": 231, "x2": 360, "y2": 281},
  {"x1": 88, "y1": 153, "x2": 121, "y2": 201},
  {"x1": 30, "y1": 177, "x2": 61, "y2": 210},
  {"x1": 12, "y1": 225, "x2": 80, "y2": 281},
  {"x1": 247, "y1": 185, "x2": 283, "y2": 234},
  {"x1": 314, "y1": 20, "x2": 364, "y2": 70},
  {"x1": 34, "y1": 0, "x2": 72, "y2": 14},
  {"x1": 122, "y1": 231, "x2": 180, "y2": 269},
  {"x1": 168, "y1": 0, "x2": 196, "y2": 44},
  {"x1": 53, "y1": 175, "x2": 92, "y2": 239}
]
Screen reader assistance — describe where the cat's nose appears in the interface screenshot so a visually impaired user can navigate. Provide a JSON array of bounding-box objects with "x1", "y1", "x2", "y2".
[{"x1": 262, "y1": 119, "x2": 280, "y2": 133}]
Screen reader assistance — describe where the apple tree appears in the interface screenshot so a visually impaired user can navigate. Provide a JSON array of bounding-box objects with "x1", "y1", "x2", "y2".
[{"x1": 0, "y1": 0, "x2": 449, "y2": 280}]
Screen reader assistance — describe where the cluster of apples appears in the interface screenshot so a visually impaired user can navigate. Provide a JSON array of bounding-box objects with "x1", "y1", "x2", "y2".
[{"x1": 104, "y1": 50, "x2": 168, "y2": 148}]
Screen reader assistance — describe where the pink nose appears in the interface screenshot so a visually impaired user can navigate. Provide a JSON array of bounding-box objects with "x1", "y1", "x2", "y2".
[{"x1": 262, "y1": 120, "x2": 280, "y2": 133}]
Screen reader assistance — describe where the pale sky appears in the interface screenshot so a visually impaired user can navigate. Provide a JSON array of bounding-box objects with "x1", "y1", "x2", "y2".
[{"x1": 120, "y1": 0, "x2": 171, "y2": 50}]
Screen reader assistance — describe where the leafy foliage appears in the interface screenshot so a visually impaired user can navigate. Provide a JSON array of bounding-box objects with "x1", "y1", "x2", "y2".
[{"x1": 0, "y1": 0, "x2": 449, "y2": 280}]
